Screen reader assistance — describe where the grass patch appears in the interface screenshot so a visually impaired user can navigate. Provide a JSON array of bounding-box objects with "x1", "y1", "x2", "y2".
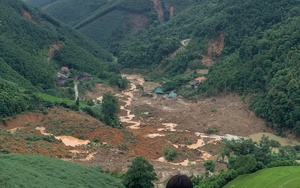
[
  {"x1": 224, "y1": 166, "x2": 300, "y2": 188},
  {"x1": 0, "y1": 154, "x2": 125, "y2": 188},
  {"x1": 37, "y1": 93, "x2": 88, "y2": 108}
]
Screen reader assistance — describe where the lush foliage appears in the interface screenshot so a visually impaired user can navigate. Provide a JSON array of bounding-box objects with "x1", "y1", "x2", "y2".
[
  {"x1": 196, "y1": 136, "x2": 299, "y2": 188},
  {"x1": 0, "y1": 0, "x2": 126, "y2": 119},
  {"x1": 123, "y1": 156, "x2": 158, "y2": 188},
  {"x1": 163, "y1": 147, "x2": 178, "y2": 161},
  {"x1": 224, "y1": 166, "x2": 300, "y2": 188},
  {"x1": 101, "y1": 93, "x2": 120, "y2": 127},
  {"x1": 204, "y1": 160, "x2": 215, "y2": 172},
  {"x1": 0, "y1": 154, "x2": 125, "y2": 188},
  {"x1": 0, "y1": 79, "x2": 40, "y2": 119},
  {"x1": 25, "y1": 0, "x2": 198, "y2": 49}
]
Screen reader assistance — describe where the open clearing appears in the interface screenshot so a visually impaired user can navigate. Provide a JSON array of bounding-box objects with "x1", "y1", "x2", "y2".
[{"x1": 224, "y1": 166, "x2": 300, "y2": 188}]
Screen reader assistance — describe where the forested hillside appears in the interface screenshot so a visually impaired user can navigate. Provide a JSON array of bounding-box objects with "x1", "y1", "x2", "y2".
[
  {"x1": 0, "y1": 0, "x2": 122, "y2": 118},
  {"x1": 117, "y1": 0, "x2": 300, "y2": 136},
  {"x1": 23, "y1": 0, "x2": 199, "y2": 47}
]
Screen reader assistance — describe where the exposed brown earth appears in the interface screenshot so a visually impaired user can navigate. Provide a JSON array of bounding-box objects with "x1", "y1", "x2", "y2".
[
  {"x1": 202, "y1": 32, "x2": 225, "y2": 67},
  {"x1": 170, "y1": 6, "x2": 174, "y2": 17},
  {"x1": 152, "y1": 0, "x2": 165, "y2": 23},
  {"x1": 0, "y1": 74, "x2": 274, "y2": 187},
  {"x1": 125, "y1": 14, "x2": 148, "y2": 35},
  {"x1": 23, "y1": 11, "x2": 35, "y2": 23},
  {"x1": 47, "y1": 41, "x2": 63, "y2": 60}
]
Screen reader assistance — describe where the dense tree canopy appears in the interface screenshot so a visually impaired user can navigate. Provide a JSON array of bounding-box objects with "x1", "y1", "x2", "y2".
[{"x1": 123, "y1": 156, "x2": 158, "y2": 188}]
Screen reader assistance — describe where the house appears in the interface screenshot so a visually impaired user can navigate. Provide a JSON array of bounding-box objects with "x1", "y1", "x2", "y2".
[
  {"x1": 168, "y1": 91, "x2": 177, "y2": 99},
  {"x1": 60, "y1": 66, "x2": 69, "y2": 72},
  {"x1": 56, "y1": 72, "x2": 69, "y2": 87},
  {"x1": 77, "y1": 73, "x2": 92, "y2": 81},
  {"x1": 56, "y1": 76, "x2": 68, "y2": 87},
  {"x1": 195, "y1": 76, "x2": 206, "y2": 83},
  {"x1": 155, "y1": 87, "x2": 164, "y2": 94},
  {"x1": 188, "y1": 80, "x2": 200, "y2": 87},
  {"x1": 188, "y1": 76, "x2": 206, "y2": 88}
]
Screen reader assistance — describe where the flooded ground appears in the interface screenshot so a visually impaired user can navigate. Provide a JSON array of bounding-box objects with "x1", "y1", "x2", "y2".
[
  {"x1": 3, "y1": 73, "x2": 292, "y2": 187},
  {"x1": 82, "y1": 74, "x2": 272, "y2": 186},
  {"x1": 249, "y1": 132, "x2": 300, "y2": 146},
  {"x1": 36, "y1": 126, "x2": 90, "y2": 147}
]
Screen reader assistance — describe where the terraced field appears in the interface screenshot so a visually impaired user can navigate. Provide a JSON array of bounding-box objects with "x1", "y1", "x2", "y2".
[{"x1": 224, "y1": 166, "x2": 300, "y2": 188}]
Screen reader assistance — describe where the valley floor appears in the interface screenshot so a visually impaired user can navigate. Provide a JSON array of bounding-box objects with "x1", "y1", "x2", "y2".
[{"x1": 2, "y1": 74, "x2": 298, "y2": 187}]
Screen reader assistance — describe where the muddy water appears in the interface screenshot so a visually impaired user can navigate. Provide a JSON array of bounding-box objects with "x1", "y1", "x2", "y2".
[
  {"x1": 35, "y1": 126, "x2": 90, "y2": 147},
  {"x1": 249, "y1": 132, "x2": 300, "y2": 146},
  {"x1": 158, "y1": 123, "x2": 177, "y2": 132},
  {"x1": 156, "y1": 150, "x2": 212, "y2": 167},
  {"x1": 8, "y1": 127, "x2": 24, "y2": 133},
  {"x1": 117, "y1": 74, "x2": 144, "y2": 129},
  {"x1": 55, "y1": 136, "x2": 89, "y2": 147}
]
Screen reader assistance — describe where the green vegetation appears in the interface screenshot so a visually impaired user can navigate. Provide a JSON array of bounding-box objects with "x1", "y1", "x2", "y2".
[
  {"x1": 0, "y1": 0, "x2": 127, "y2": 119},
  {"x1": 196, "y1": 136, "x2": 299, "y2": 188},
  {"x1": 37, "y1": 93, "x2": 86, "y2": 108},
  {"x1": 224, "y1": 166, "x2": 300, "y2": 188},
  {"x1": 204, "y1": 160, "x2": 215, "y2": 173},
  {"x1": 0, "y1": 79, "x2": 40, "y2": 119},
  {"x1": 163, "y1": 147, "x2": 178, "y2": 161},
  {"x1": 101, "y1": 93, "x2": 120, "y2": 127},
  {"x1": 123, "y1": 156, "x2": 158, "y2": 188},
  {"x1": 24, "y1": 0, "x2": 197, "y2": 48},
  {"x1": 0, "y1": 154, "x2": 125, "y2": 188},
  {"x1": 22, "y1": 0, "x2": 57, "y2": 8}
]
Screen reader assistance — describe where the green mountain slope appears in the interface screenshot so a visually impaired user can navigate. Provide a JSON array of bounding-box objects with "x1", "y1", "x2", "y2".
[
  {"x1": 117, "y1": 0, "x2": 300, "y2": 135},
  {"x1": 23, "y1": 0, "x2": 199, "y2": 47},
  {"x1": 0, "y1": 0, "x2": 124, "y2": 118},
  {"x1": 224, "y1": 166, "x2": 300, "y2": 188},
  {"x1": 0, "y1": 154, "x2": 124, "y2": 188}
]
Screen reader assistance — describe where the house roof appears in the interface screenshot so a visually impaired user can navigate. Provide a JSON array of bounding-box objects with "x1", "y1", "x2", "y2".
[
  {"x1": 155, "y1": 87, "x2": 164, "y2": 94},
  {"x1": 168, "y1": 92, "x2": 177, "y2": 98},
  {"x1": 60, "y1": 66, "x2": 69, "y2": 72},
  {"x1": 195, "y1": 76, "x2": 206, "y2": 83},
  {"x1": 188, "y1": 80, "x2": 200, "y2": 86}
]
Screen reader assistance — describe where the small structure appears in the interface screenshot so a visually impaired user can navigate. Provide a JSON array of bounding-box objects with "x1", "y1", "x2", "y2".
[
  {"x1": 56, "y1": 72, "x2": 69, "y2": 87},
  {"x1": 155, "y1": 87, "x2": 164, "y2": 94},
  {"x1": 77, "y1": 73, "x2": 92, "y2": 81},
  {"x1": 195, "y1": 76, "x2": 206, "y2": 83},
  {"x1": 188, "y1": 76, "x2": 206, "y2": 88},
  {"x1": 188, "y1": 80, "x2": 200, "y2": 87},
  {"x1": 56, "y1": 77, "x2": 68, "y2": 87},
  {"x1": 60, "y1": 66, "x2": 69, "y2": 72},
  {"x1": 168, "y1": 91, "x2": 177, "y2": 99}
]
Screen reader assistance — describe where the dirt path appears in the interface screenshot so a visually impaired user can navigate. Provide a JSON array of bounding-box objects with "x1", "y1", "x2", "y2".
[{"x1": 74, "y1": 80, "x2": 79, "y2": 101}]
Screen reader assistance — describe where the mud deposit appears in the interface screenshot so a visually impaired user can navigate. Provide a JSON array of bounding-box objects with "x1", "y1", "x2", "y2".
[{"x1": 1, "y1": 74, "x2": 286, "y2": 187}]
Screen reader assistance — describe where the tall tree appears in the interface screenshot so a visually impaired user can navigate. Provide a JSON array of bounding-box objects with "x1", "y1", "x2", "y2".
[
  {"x1": 101, "y1": 93, "x2": 120, "y2": 127},
  {"x1": 123, "y1": 156, "x2": 158, "y2": 188}
]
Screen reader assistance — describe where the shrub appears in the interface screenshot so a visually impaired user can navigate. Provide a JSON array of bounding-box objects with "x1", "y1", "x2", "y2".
[{"x1": 163, "y1": 147, "x2": 178, "y2": 161}]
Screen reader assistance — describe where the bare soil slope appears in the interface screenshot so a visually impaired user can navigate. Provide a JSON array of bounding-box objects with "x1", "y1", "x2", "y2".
[{"x1": 0, "y1": 74, "x2": 272, "y2": 187}]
